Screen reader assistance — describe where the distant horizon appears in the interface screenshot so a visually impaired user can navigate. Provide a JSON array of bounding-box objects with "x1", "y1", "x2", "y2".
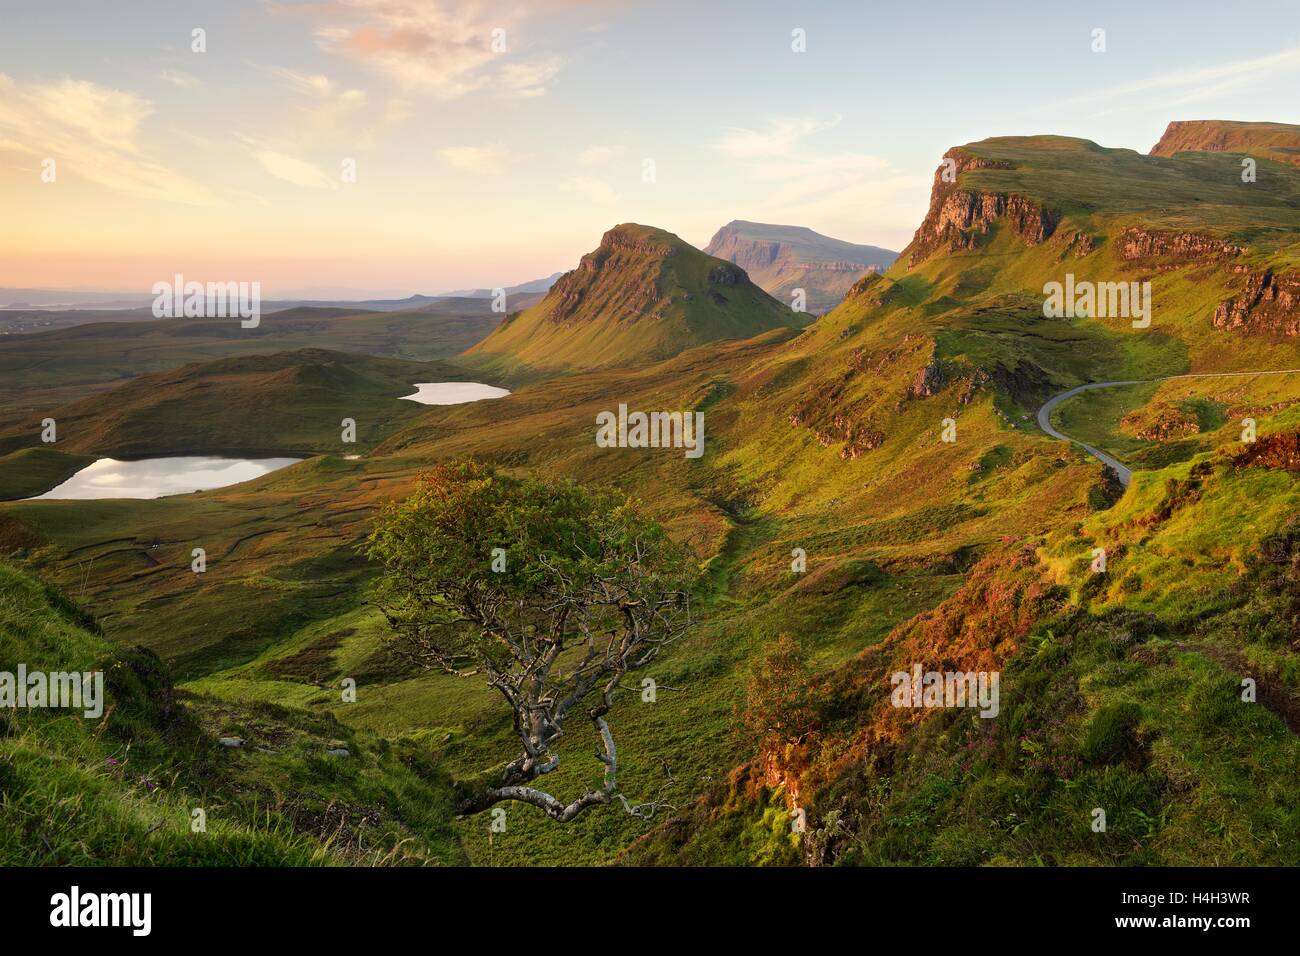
[
  {"x1": 1, "y1": 216, "x2": 910, "y2": 301},
  {"x1": 4, "y1": 0, "x2": 1298, "y2": 295}
]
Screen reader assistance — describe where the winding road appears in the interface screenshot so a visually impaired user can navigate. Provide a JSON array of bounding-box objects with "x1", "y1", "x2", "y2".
[{"x1": 1035, "y1": 368, "x2": 1300, "y2": 487}]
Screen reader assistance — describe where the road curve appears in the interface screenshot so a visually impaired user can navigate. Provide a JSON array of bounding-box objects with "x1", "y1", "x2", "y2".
[{"x1": 1035, "y1": 368, "x2": 1300, "y2": 488}]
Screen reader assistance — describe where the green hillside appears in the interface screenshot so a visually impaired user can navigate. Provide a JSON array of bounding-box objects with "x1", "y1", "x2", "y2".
[
  {"x1": 462, "y1": 223, "x2": 803, "y2": 381},
  {"x1": 0, "y1": 349, "x2": 485, "y2": 471},
  {"x1": 0, "y1": 305, "x2": 501, "y2": 435},
  {"x1": 0, "y1": 447, "x2": 97, "y2": 502},
  {"x1": 627, "y1": 409, "x2": 1300, "y2": 865},
  {"x1": 0, "y1": 560, "x2": 466, "y2": 865},
  {"x1": 3, "y1": 122, "x2": 1299, "y2": 867}
]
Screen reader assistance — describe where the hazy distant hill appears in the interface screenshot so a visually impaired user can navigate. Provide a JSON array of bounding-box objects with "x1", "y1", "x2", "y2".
[
  {"x1": 434, "y1": 272, "x2": 564, "y2": 298},
  {"x1": 0, "y1": 308, "x2": 158, "y2": 335},
  {"x1": 0, "y1": 348, "x2": 474, "y2": 465},
  {"x1": 704, "y1": 220, "x2": 898, "y2": 314},
  {"x1": 267, "y1": 278, "x2": 556, "y2": 314},
  {"x1": 0, "y1": 273, "x2": 561, "y2": 316},
  {"x1": 462, "y1": 223, "x2": 802, "y2": 379},
  {"x1": 0, "y1": 305, "x2": 503, "y2": 434}
]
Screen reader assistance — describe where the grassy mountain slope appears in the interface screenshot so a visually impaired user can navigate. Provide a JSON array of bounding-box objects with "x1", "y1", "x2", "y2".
[
  {"x1": 704, "y1": 220, "x2": 898, "y2": 314},
  {"x1": 0, "y1": 448, "x2": 97, "y2": 502},
  {"x1": 628, "y1": 410, "x2": 1300, "y2": 866},
  {"x1": 462, "y1": 224, "x2": 802, "y2": 381},
  {"x1": 884, "y1": 133, "x2": 1300, "y2": 391},
  {"x1": 0, "y1": 305, "x2": 501, "y2": 435},
  {"x1": 0, "y1": 349, "x2": 484, "y2": 471},
  {"x1": 1048, "y1": 370, "x2": 1300, "y2": 473},
  {"x1": 0, "y1": 560, "x2": 465, "y2": 865},
  {"x1": 4, "y1": 122, "x2": 1299, "y2": 867}
]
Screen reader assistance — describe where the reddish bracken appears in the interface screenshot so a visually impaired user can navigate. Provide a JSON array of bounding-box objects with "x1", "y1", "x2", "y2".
[{"x1": 1230, "y1": 430, "x2": 1300, "y2": 472}]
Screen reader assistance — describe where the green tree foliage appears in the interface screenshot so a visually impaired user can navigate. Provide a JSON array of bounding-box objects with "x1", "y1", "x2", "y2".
[
  {"x1": 367, "y1": 459, "x2": 693, "y2": 821},
  {"x1": 741, "y1": 634, "x2": 816, "y2": 749}
]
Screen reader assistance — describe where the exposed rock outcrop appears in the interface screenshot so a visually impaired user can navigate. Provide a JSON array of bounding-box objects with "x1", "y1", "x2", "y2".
[
  {"x1": 1120, "y1": 402, "x2": 1202, "y2": 442},
  {"x1": 545, "y1": 225, "x2": 675, "y2": 325},
  {"x1": 904, "y1": 149, "x2": 1058, "y2": 268},
  {"x1": 464, "y1": 222, "x2": 799, "y2": 374},
  {"x1": 910, "y1": 358, "x2": 947, "y2": 398},
  {"x1": 1114, "y1": 225, "x2": 1245, "y2": 265},
  {"x1": 1231, "y1": 430, "x2": 1300, "y2": 472},
  {"x1": 1150, "y1": 120, "x2": 1300, "y2": 167},
  {"x1": 1050, "y1": 228, "x2": 1098, "y2": 260},
  {"x1": 1213, "y1": 269, "x2": 1300, "y2": 337}
]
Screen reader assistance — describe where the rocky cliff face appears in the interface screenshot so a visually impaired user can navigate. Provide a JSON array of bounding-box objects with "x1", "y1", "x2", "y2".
[
  {"x1": 1150, "y1": 120, "x2": 1300, "y2": 166},
  {"x1": 542, "y1": 224, "x2": 756, "y2": 327},
  {"x1": 902, "y1": 149, "x2": 1059, "y2": 268},
  {"x1": 1214, "y1": 269, "x2": 1300, "y2": 337},
  {"x1": 463, "y1": 222, "x2": 799, "y2": 375},
  {"x1": 1115, "y1": 225, "x2": 1246, "y2": 264},
  {"x1": 902, "y1": 138, "x2": 1300, "y2": 339},
  {"x1": 543, "y1": 225, "x2": 676, "y2": 326},
  {"x1": 1107, "y1": 226, "x2": 1298, "y2": 336}
]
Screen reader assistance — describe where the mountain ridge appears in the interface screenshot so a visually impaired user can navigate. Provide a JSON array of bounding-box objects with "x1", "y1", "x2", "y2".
[
  {"x1": 1150, "y1": 119, "x2": 1300, "y2": 166},
  {"x1": 704, "y1": 220, "x2": 898, "y2": 314},
  {"x1": 462, "y1": 223, "x2": 802, "y2": 380},
  {"x1": 7, "y1": 119, "x2": 1300, "y2": 869}
]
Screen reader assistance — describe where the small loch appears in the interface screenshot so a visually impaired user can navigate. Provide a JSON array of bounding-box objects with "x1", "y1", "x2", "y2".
[
  {"x1": 30, "y1": 456, "x2": 301, "y2": 500},
  {"x1": 399, "y1": 382, "x2": 510, "y2": 405}
]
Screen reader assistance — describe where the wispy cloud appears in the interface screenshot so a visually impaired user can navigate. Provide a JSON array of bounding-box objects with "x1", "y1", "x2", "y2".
[
  {"x1": 577, "y1": 144, "x2": 622, "y2": 168},
  {"x1": 497, "y1": 57, "x2": 561, "y2": 98},
  {"x1": 266, "y1": 66, "x2": 369, "y2": 130},
  {"x1": 159, "y1": 68, "x2": 200, "y2": 89},
  {"x1": 560, "y1": 174, "x2": 619, "y2": 204},
  {"x1": 712, "y1": 115, "x2": 843, "y2": 160},
  {"x1": 253, "y1": 149, "x2": 339, "y2": 189},
  {"x1": 0, "y1": 74, "x2": 224, "y2": 206},
  {"x1": 1037, "y1": 45, "x2": 1300, "y2": 114},
  {"x1": 713, "y1": 114, "x2": 895, "y2": 207},
  {"x1": 269, "y1": 66, "x2": 338, "y2": 98},
  {"x1": 439, "y1": 144, "x2": 510, "y2": 175},
  {"x1": 300, "y1": 0, "x2": 562, "y2": 100}
]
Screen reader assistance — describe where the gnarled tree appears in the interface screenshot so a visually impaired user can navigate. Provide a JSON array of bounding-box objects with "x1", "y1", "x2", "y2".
[{"x1": 366, "y1": 460, "x2": 692, "y2": 822}]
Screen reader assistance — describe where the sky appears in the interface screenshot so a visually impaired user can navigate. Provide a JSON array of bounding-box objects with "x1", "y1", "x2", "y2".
[{"x1": 2, "y1": 0, "x2": 1298, "y2": 297}]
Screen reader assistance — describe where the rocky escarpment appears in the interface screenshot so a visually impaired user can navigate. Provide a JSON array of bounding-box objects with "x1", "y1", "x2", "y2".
[
  {"x1": 1230, "y1": 430, "x2": 1300, "y2": 472},
  {"x1": 839, "y1": 271, "x2": 890, "y2": 309},
  {"x1": 1050, "y1": 228, "x2": 1097, "y2": 260},
  {"x1": 543, "y1": 225, "x2": 766, "y2": 325},
  {"x1": 788, "y1": 404, "x2": 885, "y2": 460},
  {"x1": 787, "y1": 336, "x2": 931, "y2": 459},
  {"x1": 544, "y1": 225, "x2": 677, "y2": 325},
  {"x1": 1151, "y1": 120, "x2": 1300, "y2": 167},
  {"x1": 717, "y1": 241, "x2": 877, "y2": 276},
  {"x1": 1115, "y1": 225, "x2": 1246, "y2": 265},
  {"x1": 1111, "y1": 226, "x2": 1298, "y2": 336},
  {"x1": 1213, "y1": 268, "x2": 1300, "y2": 337},
  {"x1": 903, "y1": 149, "x2": 1060, "y2": 268},
  {"x1": 906, "y1": 354, "x2": 992, "y2": 407},
  {"x1": 464, "y1": 222, "x2": 797, "y2": 374},
  {"x1": 540, "y1": 226, "x2": 676, "y2": 327}
]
